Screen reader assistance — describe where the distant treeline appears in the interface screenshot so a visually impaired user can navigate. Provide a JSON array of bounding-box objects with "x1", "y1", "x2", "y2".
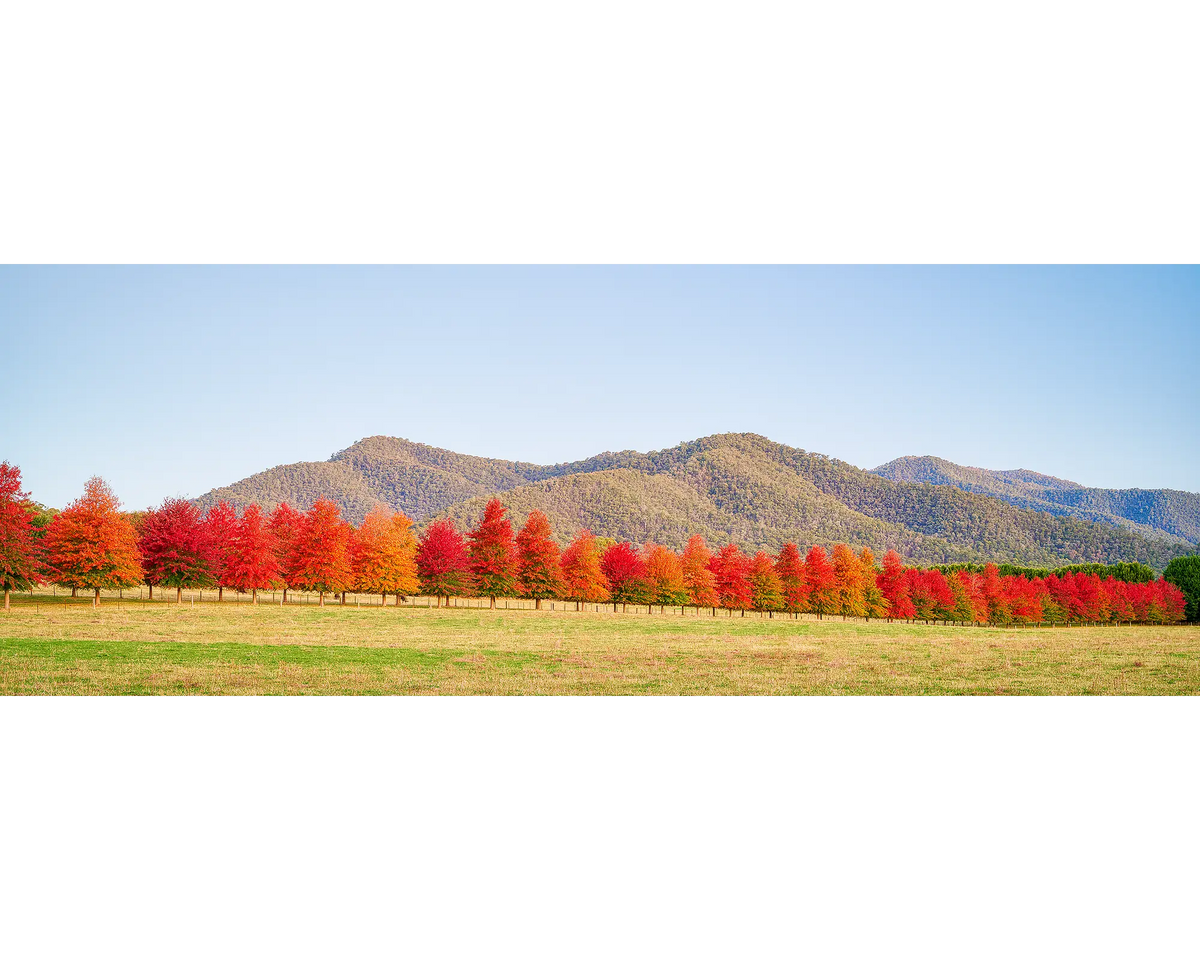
[{"x1": 928, "y1": 561, "x2": 1157, "y2": 584}]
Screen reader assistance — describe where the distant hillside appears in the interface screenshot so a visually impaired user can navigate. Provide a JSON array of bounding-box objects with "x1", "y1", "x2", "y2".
[
  {"x1": 871, "y1": 455, "x2": 1200, "y2": 545},
  {"x1": 194, "y1": 433, "x2": 1197, "y2": 571}
]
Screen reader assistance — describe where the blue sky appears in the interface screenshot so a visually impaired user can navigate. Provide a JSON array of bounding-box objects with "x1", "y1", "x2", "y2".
[{"x1": 2, "y1": 265, "x2": 1197, "y2": 510}]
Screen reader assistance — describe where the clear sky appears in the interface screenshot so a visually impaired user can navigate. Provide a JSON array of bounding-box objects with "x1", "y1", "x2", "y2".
[{"x1": 2, "y1": 265, "x2": 1197, "y2": 510}]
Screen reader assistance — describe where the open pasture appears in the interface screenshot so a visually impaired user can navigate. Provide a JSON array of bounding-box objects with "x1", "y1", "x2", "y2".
[{"x1": 1, "y1": 592, "x2": 1196, "y2": 695}]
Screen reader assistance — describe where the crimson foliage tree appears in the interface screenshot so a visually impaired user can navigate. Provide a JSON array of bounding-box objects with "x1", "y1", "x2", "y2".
[
  {"x1": 289, "y1": 499, "x2": 352, "y2": 606},
  {"x1": 515, "y1": 510, "x2": 564, "y2": 609},
  {"x1": 805, "y1": 545, "x2": 837, "y2": 619},
  {"x1": 561, "y1": 530, "x2": 611, "y2": 606},
  {"x1": 224, "y1": 504, "x2": 281, "y2": 603},
  {"x1": 417, "y1": 518, "x2": 472, "y2": 605},
  {"x1": 140, "y1": 498, "x2": 217, "y2": 602},
  {"x1": 877, "y1": 550, "x2": 915, "y2": 619},
  {"x1": 203, "y1": 500, "x2": 238, "y2": 601},
  {"x1": 0, "y1": 463, "x2": 39, "y2": 611},
  {"x1": 775, "y1": 543, "x2": 809, "y2": 614},
  {"x1": 42, "y1": 477, "x2": 142, "y2": 605},
  {"x1": 601, "y1": 541, "x2": 652, "y2": 609},
  {"x1": 680, "y1": 535, "x2": 719, "y2": 608},
  {"x1": 268, "y1": 503, "x2": 304, "y2": 603},
  {"x1": 709, "y1": 544, "x2": 752, "y2": 613},
  {"x1": 467, "y1": 499, "x2": 518, "y2": 608}
]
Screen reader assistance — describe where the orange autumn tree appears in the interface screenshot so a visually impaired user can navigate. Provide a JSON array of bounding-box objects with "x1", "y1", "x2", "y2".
[
  {"x1": 831, "y1": 543, "x2": 866, "y2": 618},
  {"x1": 389, "y1": 513, "x2": 419, "y2": 604},
  {"x1": 350, "y1": 507, "x2": 419, "y2": 605},
  {"x1": 748, "y1": 550, "x2": 784, "y2": 612},
  {"x1": 680, "y1": 534, "x2": 719, "y2": 608},
  {"x1": 467, "y1": 498, "x2": 518, "y2": 608},
  {"x1": 642, "y1": 542, "x2": 689, "y2": 606},
  {"x1": 858, "y1": 547, "x2": 887, "y2": 618},
  {"x1": 43, "y1": 477, "x2": 142, "y2": 605},
  {"x1": 289, "y1": 499, "x2": 352, "y2": 606},
  {"x1": 515, "y1": 510, "x2": 564, "y2": 609},
  {"x1": 561, "y1": 529, "x2": 610, "y2": 607}
]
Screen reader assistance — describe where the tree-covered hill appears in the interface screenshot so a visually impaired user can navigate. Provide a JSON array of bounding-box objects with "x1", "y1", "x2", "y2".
[
  {"x1": 871, "y1": 455, "x2": 1200, "y2": 545},
  {"x1": 193, "y1": 433, "x2": 1198, "y2": 570}
]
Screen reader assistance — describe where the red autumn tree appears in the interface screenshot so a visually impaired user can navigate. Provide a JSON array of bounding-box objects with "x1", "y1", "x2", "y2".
[
  {"x1": 680, "y1": 534, "x2": 719, "y2": 608},
  {"x1": 561, "y1": 530, "x2": 611, "y2": 605},
  {"x1": 351, "y1": 507, "x2": 420, "y2": 605},
  {"x1": 981, "y1": 563, "x2": 1008, "y2": 623},
  {"x1": 268, "y1": 503, "x2": 304, "y2": 603},
  {"x1": 515, "y1": 510, "x2": 564, "y2": 609},
  {"x1": 601, "y1": 541, "x2": 652, "y2": 609},
  {"x1": 876, "y1": 549, "x2": 915, "y2": 619},
  {"x1": 709, "y1": 543, "x2": 752, "y2": 612},
  {"x1": 289, "y1": 499, "x2": 352, "y2": 606},
  {"x1": 831, "y1": 543, "x2": 866, "y2": 618},
  {"x1": 139, "y1": 498, "x2": 218, "y2": 602},
  {"x1": 42, "y1": 477, "x2": 142, "y2": 605},
  {"x1": 417, "y1": 518, "x2": 472, "y2": 606},
  {"x1": 805, "y1": 545, "x2": 838, "y2": 618},
  {"x1": 203, "y1": 500, "x2": 238, "y2": 601},
  {"x1": 0, "y1": 463, "x2": 39, "y2": 611},
  {"x1": 642, "y1": 542, "x2": 690, "y2": 606},
  {"x1": 748, "y1": 550, "x2": 784, "y2": 612},
  {"x1": 775, "y1": 543, "x2": 809, "y2": 614},
  {"x1": 223, "y1": 504, "x2": 281, "y2": 603},
  {"x1": 467, "y1": 498, "x2": 518, "y2": 608}
]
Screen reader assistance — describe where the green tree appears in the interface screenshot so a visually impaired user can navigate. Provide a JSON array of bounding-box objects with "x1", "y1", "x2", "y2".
[{"x1": 1163, "y1": 556, "x2": 1200, "y2": 622}]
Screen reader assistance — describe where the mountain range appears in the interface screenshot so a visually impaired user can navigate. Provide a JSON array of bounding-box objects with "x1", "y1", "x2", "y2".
[{"x1": 193, "y1": 434, "x2": 1199, "y2": 571}]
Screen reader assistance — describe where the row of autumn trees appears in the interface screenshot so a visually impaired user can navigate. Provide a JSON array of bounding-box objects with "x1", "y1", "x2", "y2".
[{"x1": 0, "y1": 464, "x2": 1188, "y2": 623}]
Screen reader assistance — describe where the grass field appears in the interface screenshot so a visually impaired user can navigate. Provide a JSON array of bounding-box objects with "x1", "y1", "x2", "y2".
[{"x1": 1, "y1": 593, "x2": 1197, "y2": 694}]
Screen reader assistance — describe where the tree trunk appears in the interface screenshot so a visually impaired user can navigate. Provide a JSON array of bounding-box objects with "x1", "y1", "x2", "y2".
[
  {"x1": 283, "y1": 587, "x2": 288, "y2": 604},
  {"x1": 395, "y1": 593, "x2": 401, "y2": 607},
  {"x1": 94, "y1": 587, "x2": 101, "y2": 607},
  {"x1": 252, "y1": 588, "x2": 258, "y2": 605},
  {"x1": 218, "y1": 586, "x2": 223, "y2": 602},
  {"x1": 535, "y1": 598, "x2": 542, "y2": 610},
  {"x1": 319, "y1": 592, "x2": 325, "y2": 607},
  {"x1": 72, "y1": 587, "x2": 77, "y2": 598},
  {"x1": 148, "y1": 584, "x2": 153, "y2": 600},
  {"x1": 490, "y1": 596, "x2": 496, "y2": 609},
  {"x1": 341, "y1": 591, "x2": 346, "y2": 605},
  {"x1": 3, "y1": 588, "x2": 9, "y2": 611},
  {"x1": 177, "y1": 586, "x2": 182, "y2": 604}
]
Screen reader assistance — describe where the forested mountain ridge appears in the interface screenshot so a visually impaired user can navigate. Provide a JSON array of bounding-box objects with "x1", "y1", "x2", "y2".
[
  {"x1": 871, "y1": 455, "x2": 1200, "y2": 545},
  {"x1": 193, "y1": 433, "x2": 1198, "y2": 570}
]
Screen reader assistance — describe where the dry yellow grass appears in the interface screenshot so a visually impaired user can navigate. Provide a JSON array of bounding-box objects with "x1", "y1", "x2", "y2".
[{"x1": 0, "y1": 595, "x2": 1196, "y2": 694}]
